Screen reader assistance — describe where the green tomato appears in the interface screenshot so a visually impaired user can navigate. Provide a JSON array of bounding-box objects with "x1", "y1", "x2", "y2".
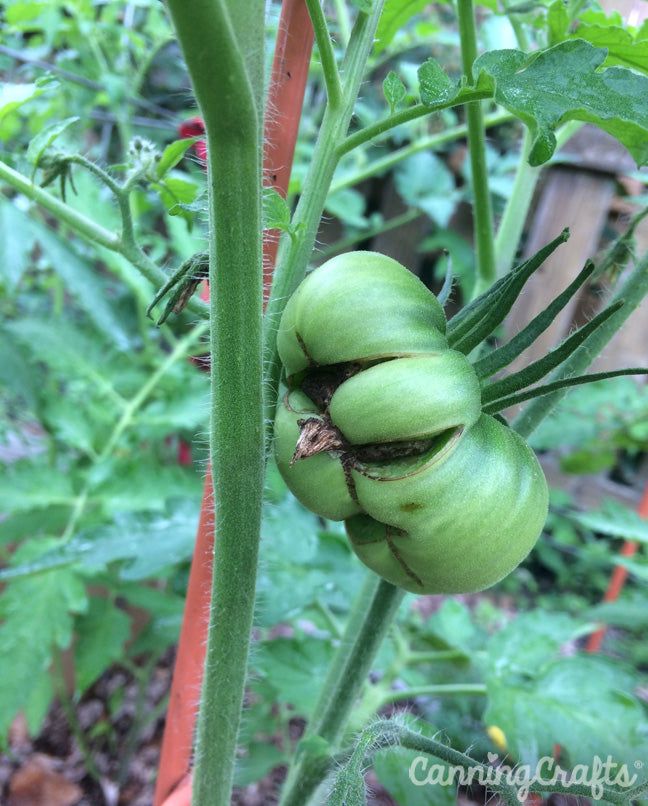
[{"x1": 273, "y1": 251, "x2": 548, "y2": 595}]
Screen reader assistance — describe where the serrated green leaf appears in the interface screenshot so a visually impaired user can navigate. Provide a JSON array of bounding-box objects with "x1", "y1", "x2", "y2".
[
  {"x1": 92, "y1": 463, "x2": 202, "y2": 516},
  {"x1": 587, "y1": 595, "x2": 648, "y2": 632},
  {"x1": 0, "y1": 562, "x2": 87, "y2": 739},
  {"x1": 74, "y1": 597, "x2": 132, "y2": 693},
  {"x1": 0, "y1": 464, "x2": 76, "y2": 513},
  {"x1": 570, "y1": 499, "x2": 648, "y2": 543},
  {"x1": 417, "y1": 59, "x2": 460, "y2": 106},
  {"x1": 394, "y1": 152, "x2": 459, "y2": 227},
  {"x1": 474, "y1": 40, "x2": 648, "y2": 167},
  {"x1": 155, "y1": 137, "x2": 200, "y2": 178},
  {"x1": 383, "y1": 71, "x2": 407, "y2": 112},
  {"x1": 263, "y1": 186, "x2": 291, "y2": 231},
  {"x1": 30, "y1": 220, "x2": 134, "y2": 351},
  {"x1": 484, "y1": 610, "x2": 587, "y2": 678},
  {"x1": 26, "y1": 116, "x2": 80, "y2": 167},
  {"x1": 256, "y1": 492, "x2": 362, "y2": 627},
  {"x1": 325, "y1": 188, "x2": 368, "y2": 228},
  {"x1": 485, "y1": 654, "x2": 648, "y2": 767},
  {"x1": 233, "y1": 741, "x2": 288, "y2": 788},
  {"x1": 423, "y1": 598, "x2": 482, "y2": 656},
  {"x1": 251, "y1": 635, "x2": 335, "y2": 717},
  {"x1": 0, "y1": 508, "x2": 69, "y2": 548},
  {"x1": 571, "y1": 22, "x2": 648, "y2": 73},
  {"x1": 0, "y1": 502, "x2": 199, "y2": 582},
  {"x1": 0, "y1": 327, "x2": 39, "y2": 409},
  {"x1": 5, "y1": 317, "x2": 133, "y2": 407},
  {"x1": 374, "y1": 0, "x2": 432, "y2": 55},
  {"x1": 152, "y1": 177, "x2": 200, "y2": 220}
]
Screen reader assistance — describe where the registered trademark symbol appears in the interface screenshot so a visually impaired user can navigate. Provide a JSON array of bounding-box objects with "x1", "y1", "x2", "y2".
[{"x1": 634, "y1": 760, "x2": 643, "y2": 769}]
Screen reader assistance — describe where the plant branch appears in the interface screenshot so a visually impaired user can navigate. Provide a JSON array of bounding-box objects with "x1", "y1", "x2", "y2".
[
  {"x1": 330, "y1": 110, "x2": 512, "y2": 194},
  {"x1": 0, "y1": 159, "x2": 120, "y2": 250},
  {"x1": 0, "y1": 159, "x2": 209, "y2": 319},
  {"x1": 338, "y1": 87, "x2": 493, "y2": 157},
  {"x1": 263, "y1": 0, "x2": 387, "y2": 441},
  {"x1": 60, "y1": 320, "x2": 209, "y2": 542},
  {"x1": 279, "y1": 575, "x2": 405, "y2": 806},
  {"x1": 457, "y1": 0, "x2": 496, "y2": 298},
  {"x1": 305, "y1": 0, "x2": 342, "y2": 108}
]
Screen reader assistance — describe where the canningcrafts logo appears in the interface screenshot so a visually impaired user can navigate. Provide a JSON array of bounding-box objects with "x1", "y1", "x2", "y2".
[{"x1": 409, "y1": 753, "x2": 643, "y2": 801}]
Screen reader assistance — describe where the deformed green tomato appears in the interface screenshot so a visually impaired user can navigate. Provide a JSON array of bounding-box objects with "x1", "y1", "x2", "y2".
[{"x1": 273, "y1": 250, "x2": 549, "y2": 596}]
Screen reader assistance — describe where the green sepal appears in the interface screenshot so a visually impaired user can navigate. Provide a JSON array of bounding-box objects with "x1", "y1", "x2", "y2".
[
  {"x1": 447, "y1": 229, "x2": 569, "y2": 354},
  {"x1": 436, "y1": 253, "x2": 454, "y2": 307},
  {"x1": 483, "y1": 367, "x2": 648, "y2": 415},
  {"x1": 147, "y1": 250, "x2": 209, "y2": 324},
  {"x1": 481, "y1": 301, "x2": 623, "y2": 405},
  {"x1": 473, "y1": 260, "x2": 595, "y2": 380}
]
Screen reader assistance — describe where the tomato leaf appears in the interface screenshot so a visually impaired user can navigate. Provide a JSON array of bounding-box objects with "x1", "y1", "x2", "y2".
[
  {"x1": 383, "y1": 70, "x2": 407, "y2": 113},
  {"x1": 483, "y1": 611, "x2": 648, "y2": 767},
  {"x1": 474, "y1": 40, "x2": 648, "y2": 167},
  {"x1": 155, "y1": 137, "x2": 201, "y2": 178},
  {"x1": 0, "y1": 76, "x2": 58, "y2": 123},
  {"x1": 26, "y1": 116, "x2": 80, "y2": 168},
  {"x1": 0, "y1": 545, "x2": 87, "y2": 740}
]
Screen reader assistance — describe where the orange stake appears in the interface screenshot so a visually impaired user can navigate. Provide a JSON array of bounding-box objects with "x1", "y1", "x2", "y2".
[
  {"x1": 154, "y1": 3, "x2": 314, "y2": 805},
  {"x1": 586, "y1": 480, "x2": 648, "y2": 654}
]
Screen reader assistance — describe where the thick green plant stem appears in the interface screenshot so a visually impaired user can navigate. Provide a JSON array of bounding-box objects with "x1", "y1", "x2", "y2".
[
  {"x1": 513, "y1": 249, "x2": 648, "y2": 439},
  {"x1": 164, "y1": 2, "x2": 265, "y2": 806},
  {"x1": 263, "y1": 0, "x2": 386, "y2": 436},
  {"x1": 279, "y1": 574, "x2": 406, "y2": 806},
  {"x1": 457, "y1": 0, "x2": 496, "y2": 298}
]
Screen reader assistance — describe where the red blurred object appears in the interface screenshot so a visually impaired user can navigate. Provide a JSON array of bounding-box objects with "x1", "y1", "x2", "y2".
[
  {"x1": 178, "y1": 116, "x2": 207, "y2": 165},
  {"x1": 176, "y1": 440, "x2": 192, "y2": 466}
]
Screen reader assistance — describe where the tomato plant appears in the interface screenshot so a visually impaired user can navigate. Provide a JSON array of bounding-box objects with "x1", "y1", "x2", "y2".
[{"x1": 1, "y1": 1, "x2": 648, "y2": 805}]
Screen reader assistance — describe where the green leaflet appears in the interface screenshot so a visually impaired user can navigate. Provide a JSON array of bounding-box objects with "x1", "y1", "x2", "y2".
[
  {"x1": 474, "y1": 40, "x2": 648, "y2": 167},
  {"x1": 0, "y1": 549, "x2": 87, "y2": 741}
]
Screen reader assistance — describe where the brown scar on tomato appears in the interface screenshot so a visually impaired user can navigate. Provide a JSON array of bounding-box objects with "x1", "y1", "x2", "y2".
[{"x1": 291, "y1": 417, "x2": 346, "y2": 465}]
